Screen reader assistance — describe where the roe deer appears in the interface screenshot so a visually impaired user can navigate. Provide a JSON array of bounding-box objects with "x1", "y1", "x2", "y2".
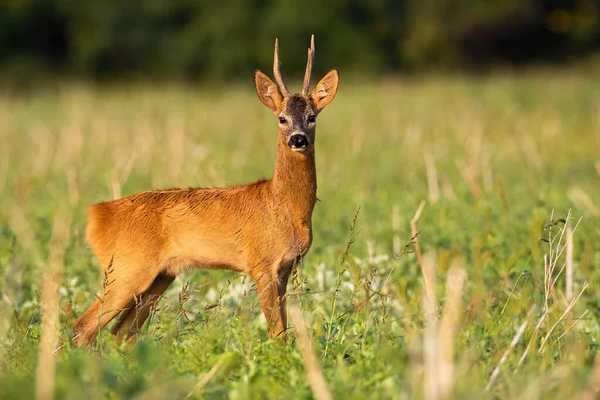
[{"x1": 73, "y1": 35, "x2": 339, "y2": 346}]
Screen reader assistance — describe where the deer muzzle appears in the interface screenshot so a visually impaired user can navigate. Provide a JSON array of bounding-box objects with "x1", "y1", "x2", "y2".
[{"x1": 288, "y1": 133, "x2": 309, "y2": 151}]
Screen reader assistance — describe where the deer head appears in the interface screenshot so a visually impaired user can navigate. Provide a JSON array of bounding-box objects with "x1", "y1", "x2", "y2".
[{"x1": 254, "y1": 35, "x2": 339, "y2": 153}]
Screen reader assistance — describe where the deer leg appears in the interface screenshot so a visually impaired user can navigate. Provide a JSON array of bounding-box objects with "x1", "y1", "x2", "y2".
[
  {"x1": 276, "y1": 262, "x2": 294, "y2": 337},
  {"x1": 110, "y1": 274, "x2": 174, "y2": 343},
  {"x1": 73, "y1": 266, "x2": 157, "y2": 347},
  {"x1": 73, "y1": 298, "x2": 103, "y2": 346},
  {"x1": 252, "y1": 267, "x2": 286, "y2": 339},
  {"x1": 251, "y1": 260, "x2": 295, "y2": 340}
]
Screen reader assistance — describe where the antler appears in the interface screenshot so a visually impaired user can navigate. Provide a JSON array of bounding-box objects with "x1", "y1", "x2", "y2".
[
  {"x1": 273, "y1": 38, "x2": 290, "y2": 98},
  {"x1": 301, "y1": 35, "x2": 315, "y2": 96}
]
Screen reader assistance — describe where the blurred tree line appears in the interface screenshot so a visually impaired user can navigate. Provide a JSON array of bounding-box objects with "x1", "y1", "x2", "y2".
[{"x1": 0, "y1": 0, "x2": 599, "y2": 82}]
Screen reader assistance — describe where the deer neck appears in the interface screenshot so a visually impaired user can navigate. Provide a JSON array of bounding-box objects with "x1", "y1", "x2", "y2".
[{"x1": 272, "y1": 136, "x2": 317, "y2": 222}]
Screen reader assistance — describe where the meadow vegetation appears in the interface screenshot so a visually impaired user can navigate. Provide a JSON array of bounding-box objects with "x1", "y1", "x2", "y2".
[{"x1": 0, "y1": 69, "x2": 599, "y2": 399}]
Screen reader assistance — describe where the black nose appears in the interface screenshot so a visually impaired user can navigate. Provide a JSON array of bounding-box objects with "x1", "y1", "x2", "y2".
[{"x1": 288, "y1": 134, "x2": 309, "y2": 149}]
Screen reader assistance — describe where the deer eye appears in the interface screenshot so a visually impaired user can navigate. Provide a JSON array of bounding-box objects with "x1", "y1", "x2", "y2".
[
  {"x1": 279, "y1": 116, "x2": 287, "y2": 124},
  {"x1": 307, "y1": 115, "x2": 316, "y2": 123}
]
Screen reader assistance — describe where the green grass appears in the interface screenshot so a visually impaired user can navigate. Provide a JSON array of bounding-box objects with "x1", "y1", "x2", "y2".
[{"x1": 1, "y1": 70, "x2": 600, "y2": 399}]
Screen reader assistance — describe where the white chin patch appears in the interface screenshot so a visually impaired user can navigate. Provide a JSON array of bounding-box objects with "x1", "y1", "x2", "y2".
[{"x1": 291, "y1": 146, "x2": 307, "y2": 152}]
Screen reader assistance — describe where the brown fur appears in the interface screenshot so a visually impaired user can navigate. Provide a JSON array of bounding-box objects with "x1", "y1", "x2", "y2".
[{"x1": 73, "y1": 39, "x2": 339, "y2": 346}]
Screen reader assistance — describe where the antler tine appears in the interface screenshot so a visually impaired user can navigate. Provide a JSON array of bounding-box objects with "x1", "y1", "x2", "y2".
[
  {"x1": 301, "y1": 35, "x2": 315, "y2": 95},
  {"x1": 273, "y1": 38, "x2": 290, "y2": 98}
]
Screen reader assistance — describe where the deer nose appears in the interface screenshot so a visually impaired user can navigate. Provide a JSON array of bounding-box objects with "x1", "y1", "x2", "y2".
[{"x1": 288, "y1": 134, "x2": 309, "y2": 150}]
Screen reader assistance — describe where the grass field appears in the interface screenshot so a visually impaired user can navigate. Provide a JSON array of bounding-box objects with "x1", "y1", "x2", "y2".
[{"x1": 1, "y1": 70, "x2": 599, "y2": 399}]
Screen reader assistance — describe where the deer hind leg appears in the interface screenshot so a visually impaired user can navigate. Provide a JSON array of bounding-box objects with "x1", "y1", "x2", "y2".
[
  {"x1": 73, "y1": 261, "x2": 158, "y2": 347},
  {"x1": 110, "y1": 274, "x2": 174, "y2": 343}
]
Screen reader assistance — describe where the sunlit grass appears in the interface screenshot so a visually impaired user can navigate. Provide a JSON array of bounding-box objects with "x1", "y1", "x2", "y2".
[{"x1": 0, "y1": 70, "x2": 599, "y2": 399}]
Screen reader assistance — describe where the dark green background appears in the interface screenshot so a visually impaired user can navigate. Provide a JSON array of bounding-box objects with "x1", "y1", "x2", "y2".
[{"x1": 1, "y1": 0, "x2": 599, "y2": 82}]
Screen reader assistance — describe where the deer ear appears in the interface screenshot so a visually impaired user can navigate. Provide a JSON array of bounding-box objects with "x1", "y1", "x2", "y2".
[
  {"x1": 311, "y1": 69, "x2": 339, "y2": 112},
  {"x1": 255, "y1": 71, "x2": 283, "y2": 113}
]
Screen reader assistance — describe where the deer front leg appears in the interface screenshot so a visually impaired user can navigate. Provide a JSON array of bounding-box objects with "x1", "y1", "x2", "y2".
[
  {"x1": 276, "y1": 262, "x2": 294, "y2": 337},
  {"x1": 252, "y1": 264, "x2": 292, "y2": 340}
]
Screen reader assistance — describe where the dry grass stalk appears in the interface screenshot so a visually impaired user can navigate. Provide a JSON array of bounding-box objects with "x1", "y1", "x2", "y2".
[
  {"x1": 119, "y1": 151, "x2": 138, "y2": 185},
  {"x1": 438, "y1": 259, "x2": 466, "y2": 398},
  {"x1": 289, "y1": 305, "x2": 333, "y2": 400},
  {"x1": 168, "y1": 118, "x2": 185, "y2": 185},
  {"x1": 133, "y1": 377, "x2": 195, "y2": 400},
  {"x1": 441, "y1": 177, "x2": 458, "y2": 202},
  {"x1": 392, "y1": 204, "x2": 400, "y2": 255},
  {"x1": 567, "y1": 187, "x2": 600, "y2": 216},
  {"x1": 539, "y1": 281, "x2": 588, "y2": 353},
  {"x1": 565, "y1": 219, "x2": 573, "y2": 302},
  {"x1": 424, "y1": 150, "x2": 439, "y2": 204},
  {"x1": 455, "y1": 159, "x2": 482, "y2": 198},
  {"x1": 0, "y1": 146, "x2": 8, "y2": 195},
  {"x1": 485, "y1": 306, "x2": 535, "y2": 392},
  {"x1": 109, "y1": 172, "x2": 122, "y2": 200},
  {"x1": 543, "y1": 211, "x2": 582, "y2": 313},
  {"x1": 515, "y1": 310, "x2": 548, "y2": 373},
  {"x1": 108, "y1": 151, "x2": 137, "y2": 200},
  {"x1": 552, "y1": 308, "x2": 589, "y2": 345},
  {"x1": 35, "y1": 208, "x2": 70, "y2": 400},
  {"x1": 185, "y1": 359, "x2": 224, "y2": 398},
  {"x1": 520, "y1": 137, "x2": 543, "y2": 172},
  {"x1": 6, "y1": 201, "x2": 44, "y2": 268},
  {"x1": 517, "y1": 211, "x2": 584, "y2": 370},
  {"x1": 66, "y1": 168, "x2": 80, "y2": 206},
  {"x1": 3, "y1": 202, "x2": 44, "y2": 379},
  {"x1": 422, "y1": 254, "x2": 439, "y2": 400},
  {"x1": 411, "y1": 201, "x2": 433, "y2": 304},
  {"x1": 516, "y1": 364, "x2": 571, "y2": 400},
  {"x1": 481, "y1": 149, "x2": 494, "y2": 192}
]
